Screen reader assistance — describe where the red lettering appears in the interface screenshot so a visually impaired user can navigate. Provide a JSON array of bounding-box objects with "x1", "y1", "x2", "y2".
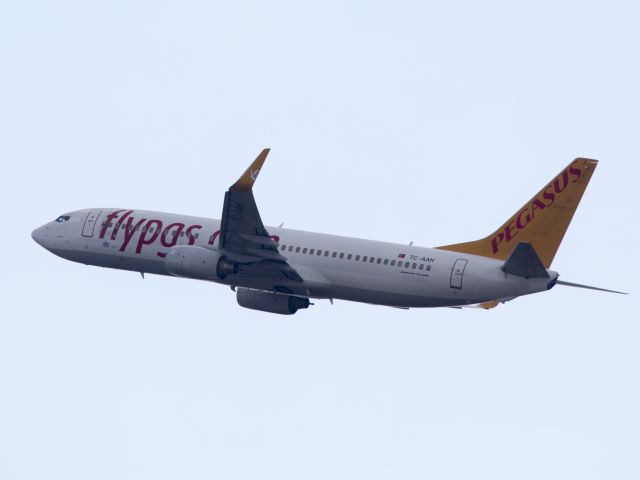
[
  {"x1": 530, "y1": 198, "x2": 546, "y2": 219},
  {"x1": 136, "y1": 219, "x2": 162, "y2": 254},
  {"x1": 569, "y1": 164, "x2": 582, "y2": 183},
  {"x1": 208, "y1": 230, "x2": 221, "y2": 246},
  {"x1": 99, "y1": 210, "x2": 124, "y2": 239},
  {"x1": 119, "y1": 217, "x2": 147, "y2": 252},
  {"x1": 491, "y1": 232, "x2": 505, "y2": 254},
  {"x1": 504, "y1": 221, "x2": 518, "y2": 242},
  {"x1": 110, "y1": 210, "x2": 133, "y2": 240},
  {"x1": 156, "y1": 223, "x2": 184, "y2": 258},
  {"x1": 542, "y1": 185, "x2": 555, "y2": 206},
  {"x1": 515, "y1": 208, "x2": 531, "y2": 229},
  {"x1": 553, "y1": 169, "x2": 569, "y2": 194},
  {"x1": 186, "y1": 225, "x2": 202, "y2": 245},
  {"x1": 161, "y1": 223, "x2": 184, "y2": 247}
]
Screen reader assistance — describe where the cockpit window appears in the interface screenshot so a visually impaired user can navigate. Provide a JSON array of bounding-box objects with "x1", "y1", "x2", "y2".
[{"x1": 55, "y1": 215, "x2": 71, "y2": 223}]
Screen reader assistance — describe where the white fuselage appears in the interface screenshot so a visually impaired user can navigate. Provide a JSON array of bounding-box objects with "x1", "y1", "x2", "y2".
[{"x1": 32, "y1": 208, "x2": 558, "y2": 308}]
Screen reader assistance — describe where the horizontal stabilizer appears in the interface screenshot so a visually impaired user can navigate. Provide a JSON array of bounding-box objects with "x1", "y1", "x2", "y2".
[
  {"x1": 479, "y1": 301, "x2": 500, "y2": 309},
  {"x1": 556, "y1": 280, "x2": 627, "y2": 295},
  {"x1": 501, "y1": 242, "x2": 549, "y2": 279}
]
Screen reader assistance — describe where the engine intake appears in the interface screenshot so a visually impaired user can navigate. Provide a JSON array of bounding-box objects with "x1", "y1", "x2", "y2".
[
  {"x1": 236, "y1": 288, "x2": 310, "y2": 315},
  {"x1": 165, "y1": 245, "x2": 236, "y2": 280}
]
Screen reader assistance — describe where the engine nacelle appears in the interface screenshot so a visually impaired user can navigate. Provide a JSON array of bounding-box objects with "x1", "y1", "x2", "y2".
[
  {"x1": 164, "y1": 245, "x2": 237, "y2": 280},
  {"x1": 236, "y1": 288, "x2": 310, "y2": 315}
]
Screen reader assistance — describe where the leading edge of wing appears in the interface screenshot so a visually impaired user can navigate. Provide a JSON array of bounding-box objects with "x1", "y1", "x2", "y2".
[{"x1": 229, "y1": 148, "x2": 270, "y2": 192}]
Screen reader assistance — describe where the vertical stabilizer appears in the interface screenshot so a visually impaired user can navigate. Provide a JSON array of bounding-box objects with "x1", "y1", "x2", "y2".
[{"x1": 436, "y1": 158, "x2": 598, "y2": 267}]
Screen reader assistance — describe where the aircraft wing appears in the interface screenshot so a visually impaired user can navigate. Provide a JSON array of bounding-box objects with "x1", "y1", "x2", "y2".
[{"x1": 218, "y1": 149, "x2": 304, "y2": 284}]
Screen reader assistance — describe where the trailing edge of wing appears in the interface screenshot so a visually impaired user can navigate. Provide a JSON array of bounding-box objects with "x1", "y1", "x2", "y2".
[
  {"x1": 556, "y1": 280, "x2": 628, "y2": 295},
  {"x1": 230, "y1": 148, "x2": 270, "y2": 192}
]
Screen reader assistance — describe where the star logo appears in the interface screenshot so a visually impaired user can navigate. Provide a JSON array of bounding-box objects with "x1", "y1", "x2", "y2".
[
  {"x1": 250, "y1": 168, "x2": 260, "y2": 181},
  {"x1": 103, "y1": 241, "x2": 110, "y2": 248}
]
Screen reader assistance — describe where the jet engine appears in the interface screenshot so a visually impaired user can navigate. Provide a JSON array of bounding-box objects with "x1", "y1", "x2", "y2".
[
  {"x1": 164, "y1": 245, "x2": 237, "y2": 280},
  {"x1": 236, "y1": 288, "x2": 310, "y2": 315}
]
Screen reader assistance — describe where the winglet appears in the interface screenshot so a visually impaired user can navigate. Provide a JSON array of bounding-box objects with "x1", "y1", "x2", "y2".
[{"x1": 230, "y1": 148, "x2": 270, "y2": 192}]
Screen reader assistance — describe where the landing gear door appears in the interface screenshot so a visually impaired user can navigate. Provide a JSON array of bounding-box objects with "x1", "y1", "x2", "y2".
[
  {"x1": 82, "y1": 209, "x2": 102, "y2": 237},
  {"x1": 450, "y1": 259, "x2": 468, "y2": 289}
]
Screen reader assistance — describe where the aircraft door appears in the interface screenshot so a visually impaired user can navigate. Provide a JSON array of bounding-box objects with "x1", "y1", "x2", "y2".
[
  {"x1": 450, "y1": 259, "x2": 468, "y2": 289},
  {"x1": 82, "y1": 209, "x2": 102, "y2": 237}
]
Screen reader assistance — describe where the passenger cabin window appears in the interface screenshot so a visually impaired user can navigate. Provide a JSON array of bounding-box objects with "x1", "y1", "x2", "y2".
[
  {"x1": 347, "y1": 254, "x2": 352, "y2": 260},
  {"x1": 384, "y1": 259, "x2": 389, "y2": 265},
  {"x1": 339, "y1": 253, "x2": 344, "y2": 259},
  {"x1": 303, "y1": 248, "x2": 308, "y2": 254},
  {"x1": 419, "y1": 264, "x2": 424, "y2": 270},
  {"x1": 332, "y1": 252, "x2": 337, "y2": 258},
  {"x1": 355, "y1": 255, "x2": 360, "y2": 261},
  {"x1": 317, "y1": 250, "x2": 322, "y2": 256},
  {"x1": 280, "y1": 245, "x2": 286, "y2": 251},
  {"x1": 363, "y1": 256, "x2": 368, "y2": 262},
  {"x1": 324, "y1": 251, "x2": 329, "y2": 257},
  {"x1": 296, "y1": 247, "x2": 301, "y2": 253},
  {"x1": 310, "y1": 249, "x2": 315, "y2": 255},
  {"x1": 288, "y1": 246, "x2": 294, "y2": 252}
]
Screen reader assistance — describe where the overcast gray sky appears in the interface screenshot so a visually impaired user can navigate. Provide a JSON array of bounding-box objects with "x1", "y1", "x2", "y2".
[{"x1": 1, "y1": 1, "x2": 638, "y2": 479}]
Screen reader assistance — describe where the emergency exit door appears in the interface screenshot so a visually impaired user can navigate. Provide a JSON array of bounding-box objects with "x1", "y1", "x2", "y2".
[
  {"x1": 450, "y1": 259, "x2": 468, "y2": 289},
  {"x1": 82, "y1": 209, "x2": 102, "y2": 237}
]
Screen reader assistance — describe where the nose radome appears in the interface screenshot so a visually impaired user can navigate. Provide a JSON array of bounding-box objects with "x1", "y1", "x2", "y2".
[{"x1": 31, "y1": 226, "x2": 46, "y2": 247}]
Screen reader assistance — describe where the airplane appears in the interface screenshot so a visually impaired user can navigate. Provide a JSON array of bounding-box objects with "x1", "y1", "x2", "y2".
[{"x1": 32, "y1": 150, "x2": 626, "y2": 314}]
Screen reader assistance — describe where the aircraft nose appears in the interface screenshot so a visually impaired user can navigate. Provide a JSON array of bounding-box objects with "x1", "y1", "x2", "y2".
[{"x1": 31, "y1": 225, "x2": 47, "y2": 248}]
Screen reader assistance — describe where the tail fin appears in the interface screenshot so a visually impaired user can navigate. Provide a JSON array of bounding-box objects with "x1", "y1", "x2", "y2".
[{"x1": 436, "y1": 158, "x2": 598, "y2": 268}]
